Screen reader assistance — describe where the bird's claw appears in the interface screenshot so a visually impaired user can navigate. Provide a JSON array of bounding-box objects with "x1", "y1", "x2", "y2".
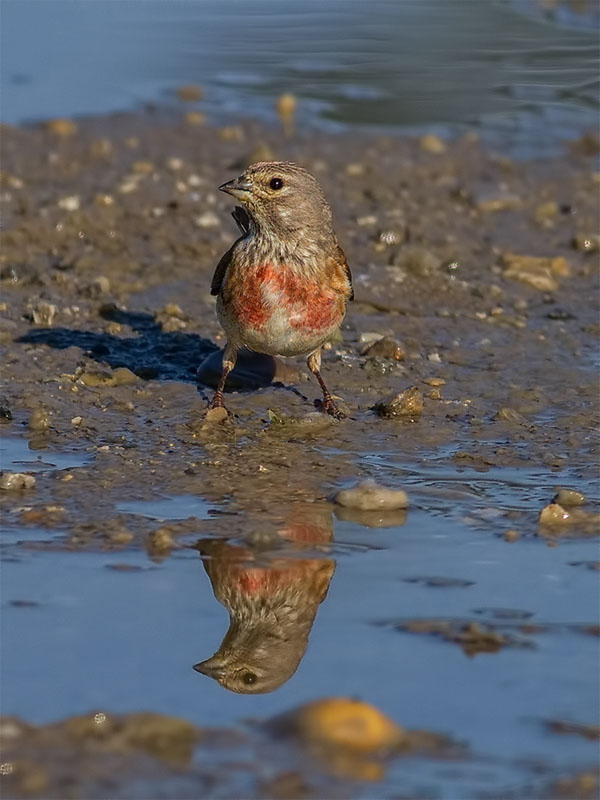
[{"x1": 315, "y1": 397, "x2": 346, "y2": 420}]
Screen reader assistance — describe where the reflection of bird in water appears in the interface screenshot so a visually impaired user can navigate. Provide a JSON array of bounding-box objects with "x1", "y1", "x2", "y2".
[{"x1": 194, "y1": 504, "x2": 335, "y2": 694}]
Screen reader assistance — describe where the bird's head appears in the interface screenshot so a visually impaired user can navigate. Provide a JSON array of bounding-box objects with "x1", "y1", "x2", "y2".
[{"x1": 219, "y1": 161, "x2": 333, "y2": 242}]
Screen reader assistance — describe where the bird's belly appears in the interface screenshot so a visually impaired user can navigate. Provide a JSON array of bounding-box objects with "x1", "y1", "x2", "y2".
[
  {"x1": 222, "y1": 268, "x2": 345, "y2": 356},
  {"x1": 241, "y1": 307, "x2": 337, "y2": 356}
]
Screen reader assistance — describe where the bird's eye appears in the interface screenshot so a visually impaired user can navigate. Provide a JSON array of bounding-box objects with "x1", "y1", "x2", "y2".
[
  {"x1": 242, "y1": 671, "x2": 257, "y2": 686},
  {"x1": 269, "y1": 177, "x2": 283, "y2": 190}
]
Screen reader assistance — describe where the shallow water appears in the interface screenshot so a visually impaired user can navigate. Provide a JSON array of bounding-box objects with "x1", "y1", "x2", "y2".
[
  {"x1": 2, "y1": 0, "x2": 598, "y2": 156},
  {"x1": 2, "y1": 440, "x2": 598, "y2": 797}
]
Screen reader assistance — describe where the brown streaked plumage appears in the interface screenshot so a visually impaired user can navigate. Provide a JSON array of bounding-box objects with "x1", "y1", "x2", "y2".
[{"x1": 209, "y1": 161, "x2": 353, "y2": 418}]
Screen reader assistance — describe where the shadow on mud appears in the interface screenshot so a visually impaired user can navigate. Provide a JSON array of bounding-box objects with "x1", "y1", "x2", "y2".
[{"x1": 17, "y1": 307, "x2": 281, "y2": 391}]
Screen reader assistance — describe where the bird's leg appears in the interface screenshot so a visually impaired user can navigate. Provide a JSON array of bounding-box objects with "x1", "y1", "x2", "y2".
[
  {"x1": 209, "y1": 343, "x2": 237, "y2": 411},
  {"x1": 307, "y1": 348, "x2": 345, "y2": 419}
]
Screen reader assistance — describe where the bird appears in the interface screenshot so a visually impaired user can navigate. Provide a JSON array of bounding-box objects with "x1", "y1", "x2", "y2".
[{"x1": 209, "y1": 161, "x2": 353, "y2": 419}]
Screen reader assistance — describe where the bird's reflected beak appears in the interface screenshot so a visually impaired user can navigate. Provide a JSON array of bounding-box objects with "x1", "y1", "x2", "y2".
[{"x1": 219, "y1": 175, "x2": 253, "y2": 200}]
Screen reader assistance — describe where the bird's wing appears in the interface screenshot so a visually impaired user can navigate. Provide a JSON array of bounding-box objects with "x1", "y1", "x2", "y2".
[
  {"x1": 210, "y1": 244, "x2": 235, "y2": 296},
  {"x1": 232, "y1": 205, "x2": 250, "y2": 236},
  {"x1": 210, "y1": 208, "x2": 250, "y2": 296},
  {"x1": 333, "y1": 242, "x2": 354, "y2": 301}
]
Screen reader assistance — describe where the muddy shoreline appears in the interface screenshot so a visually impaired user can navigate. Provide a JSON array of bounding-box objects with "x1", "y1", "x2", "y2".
[{"x1": 1, "y1": 111, "x2": 599, "y2": 798}]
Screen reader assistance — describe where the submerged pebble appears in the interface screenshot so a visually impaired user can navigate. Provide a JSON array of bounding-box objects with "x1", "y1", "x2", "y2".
[
  {"x1": 267, "y1": 697, "x2": 405, "y2": 753},
  {"x1": 334, "y1": 480, "x2": 408, "y2": 512},
  {"x1": 0, "y1": 472, "x2": 36, "y2": 490},
  {"x1": 554, "y1": 488, "x2": 586, "y2": 507}
]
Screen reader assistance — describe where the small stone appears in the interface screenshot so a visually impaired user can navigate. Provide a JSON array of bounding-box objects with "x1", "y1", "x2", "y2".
[
  {"x1": 502, "y1": 254, "x2": 570, "y2": 292},
  {"x1": 71, "y1": 416, "x2": 83, "y2": 426},
  {"x1": 166, "y1": 157, "x2": 184, "y2": 172},
  {"x1": 495, "y1": 407, "x2": 529, "y2": 425},
  {"x1": 175, "y1": 84, "x2": 204, "y2": 102},
  {"x1": 345, "y1": 163, "x2": 365, "y2": 176},
  {"x1": 475, "y1": 191, "x2": 522, "y2": 213},
  {"x1": 148, "y1": 527, "x2": 175, "y2": 553},
  {"x1": 335, "y1": 480, "x2": 409, "y2": 511},
  {"x1": 205, "y1": 406, "x2": 228, "y2": 424},
  {"x1": 184, "y1": 111, "x2": 206, "y2": 126},
  {"x1": 554, "y1": 489, "x2": 586, "y2": 507},
  {"x1": 420, "y1": 134, "x2": 446, "y2": 154},
  {"x1": 362, "y1": 337, "x2": 404, "y2": 360},
  {"x1": 46, "y1": 118, "x2": 77, "y2": 137},
  {"x1": 32, "y1": 302, "x2": 57, "y2": 326},
  {"x1": 91, "y1": 276, "x2": 111, "y2": 295},
  {"x1": 132, "y1": 161, "x2": 154, "y2": 174},
  {"x1": 28, "y1": 409, "x2": 51, "y2": 432},
  {"x1": 356, "y1": 215, "x2": 378, "y2": 227},
  {"x1": 539, "y1": 503, "x2": 571, "y2": 525},
  {"x1": 194, "y1": 211, "x2": 220, "y2": 228},
  {"x1": 218, "y1": 126, "x2": 244, "y2": 142},
  {"x1": 0, "y1": 395, "x2": 12, "y2": 422},
  {"x1": 359, "y1": 332, "x2": 384, "y2": 346},
  {"x1": 276, "y1": 93, "x2": 297, "y2": 135},
  {"x1": 374, "y1": 387, "x2": 423, "y2": 418},
  {"x1": 0, "y1": 472, "x2": 36, "y2": 490},
  {"x1": 572, "y1": 234, "x2": 599, "y2": 253},
  {"x1": 535, "y1": 201, "x2": 559, "y2": 224},
  {"x1": 504, "y1": 529, "x2": 520, "y2": 542},
  {"x1": 425, "y1": 378, "x2": 445, "y2": 386},
  {"x1": 392, "y1": 245, "x2": 440, "y2": 276},
  {"x1": 58, "y1": 195, "x2": 80, "y2": 211},
  {"x1": 95, "y1": 193, "x2": 114, "y2": 206}
]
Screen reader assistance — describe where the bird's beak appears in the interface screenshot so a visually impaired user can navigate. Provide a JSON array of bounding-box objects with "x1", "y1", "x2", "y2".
[
  {"x1": 219, "y1": 175, "x2": 253, "y2": 200},
  {"x1": 193, "y1": 658, "x2": 226, "y2": 681}
]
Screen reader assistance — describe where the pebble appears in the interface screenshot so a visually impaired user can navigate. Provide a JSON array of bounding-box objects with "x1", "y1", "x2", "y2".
[
  {"x1": 420, "y1": 134, "x2": 446, "y2": 154},
  {"x1": 175, "y1": 85, "x2": 204, "y2": 102},
  {"x1": 392, "y1": 245, "x2": 440, "y2": 276},
  {"x1": 148, "y1": 527, "x2": 174, "y2": 553},
  {"x1": 539, "y1": 503, "x2": 571, "y2": 525},
  {"x1": 268, "y1": 697, "x2": 405, "y2": 753},
  {"x1": 495, "y1": 407, "x2": 529, "y2": 425},
  {"x1": 0, "y1": 472, "x2": 36, "y2": 491},
  {"x1": 28, "y1": 409, "x2": 51, "y2": 432},
  {"x1": 204, "y1": 407, "x2": 228, "y2": 424},
  {"x1": 504, "y1": 529, "x2": 520, "y2": 542},
  {"x1": 361, "y1": 337, "x2": 404, "y2": 360},
  {"x1": 57, "y1": 195, "x2": 80, "y2": 211},
  {"x1": 572, "y1": 234, "x2": 599, "y2": 253},
  {"x1": 554, "y1": 488, "x2": 586, "y2": 507},
  {"x1": 374, "y1": 386, "x2": 423, "y2": 418},
  {"x1": 32, "y1": 302, "x2": 57, "y2": 326},
  {"x1": 0, "y1": 395, "x2": 13, "y2": 422},
  {"x1": 194, "y1": 211, "x2": 220, "y2": 228},
  {"x1": 46, "y1": 118, "x2": 77, "y2": 137},
  {"x1": 276, "y1": 93, "x2": 296, "y2": 135},
  {"x1": 184, "y1": 111, "x2": 206, "y2": 126},
  {"x1": 358, "y1": 332, "x2": 384, "y2": 346},
  {"x1": 475, "y1": 191, "x2": 522, "y2": 213},
  {"x1": 218, "y1": 126, "x2": 244, "y2": 142},
  {"x1": 502, "y1": 254, "x2": 570, "y2": 292},
  {"x1": 334, "y1": 480, "x2": 409, "y2": 511}
]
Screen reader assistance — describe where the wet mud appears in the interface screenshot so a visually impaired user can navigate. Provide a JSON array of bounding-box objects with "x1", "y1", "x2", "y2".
[{"x1": 1, "y1": 111, "x2": 599, "y2": 798}]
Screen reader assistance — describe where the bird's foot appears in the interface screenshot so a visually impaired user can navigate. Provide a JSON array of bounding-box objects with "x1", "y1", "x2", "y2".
[
  {"x1": 315, "y1": 396, "x2": 346, "y2": 420},
  {"x1": 208, "y1": 392, "x2": 229, "y2": 418}
]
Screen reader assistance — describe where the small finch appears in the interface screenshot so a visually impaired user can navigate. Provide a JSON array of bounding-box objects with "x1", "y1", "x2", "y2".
[{"x1": 210, "y1": 161, "x2": 353, "y2": 418}]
